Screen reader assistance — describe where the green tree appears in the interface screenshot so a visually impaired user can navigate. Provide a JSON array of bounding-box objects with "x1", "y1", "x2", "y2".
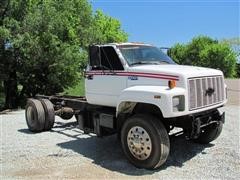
[
  {"x1": 0, "y1": 0, "x2": 128, "y2": 109},
  {"x1": 200, "y1": 43, "x2": 236, "y2": 77},
  {"x1": 0, "y1": 0, "x2": 25, "y2": 108},
  {"x1": 166, "y1": 43, "x2": 187, "y2": 64},
  {"x1": 91, "y1": 10, "x2": 128, "y2": 44},
  {"x1": 221, "y1": 37, "x2": 240, "y2": 57},
  {"x1": 221, "y1": 37, "x2": 240, "y2": 77},
  {"x1": 79, "y1": 10, "x2": 128, "y2": 69},
  {"x1": 168, "y1": 36, "x2": 237, "y2": 78}
]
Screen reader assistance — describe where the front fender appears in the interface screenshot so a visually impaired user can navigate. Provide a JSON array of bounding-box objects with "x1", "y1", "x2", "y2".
[{"x1": 117, "y1": 86, "x2": 186, "y2": 118}]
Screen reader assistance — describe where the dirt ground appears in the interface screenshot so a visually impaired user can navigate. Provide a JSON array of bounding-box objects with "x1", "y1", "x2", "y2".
[{"x1": 0, "y1": 79, "x2": 239, "y2": 179}]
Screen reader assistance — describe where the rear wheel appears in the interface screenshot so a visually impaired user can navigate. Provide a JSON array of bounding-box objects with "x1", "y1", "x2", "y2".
[
  {"x1": 25, "y1": 99, "x2": 45, "y2": 132},
  {"x1": 40, "y1": 99, "x2": 55, "y2": 131},
  {"x1": 194, "y1": 122, "x2": 223, "y2": 144},
  {"x1": 121, "y1": 114, "x2": 170, "y2": 169}
]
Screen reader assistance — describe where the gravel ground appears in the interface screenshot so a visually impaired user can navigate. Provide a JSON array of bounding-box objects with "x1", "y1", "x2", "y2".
[
  {"x1": 225, "y1": 79, "x2": 240, "y2": 106},
  {"x1": 0, "y1": 80, "x2": 239, "y2": 179}
]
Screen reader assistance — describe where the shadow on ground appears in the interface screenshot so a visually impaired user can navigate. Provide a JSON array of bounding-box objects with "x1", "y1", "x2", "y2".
[
  {"x1": 18, "y1": 128, "x2": 35, "y2": 134},
  {"x1": 19, "y1": 121, "x2": 214, "y2": 176}
]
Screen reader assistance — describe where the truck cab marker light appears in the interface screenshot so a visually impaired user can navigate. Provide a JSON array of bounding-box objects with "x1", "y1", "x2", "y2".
[{"x1": 168, "y1": 80, "x2": 176, "y2": 89}]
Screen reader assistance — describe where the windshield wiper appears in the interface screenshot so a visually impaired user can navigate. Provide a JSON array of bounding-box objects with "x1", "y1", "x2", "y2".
[
  {"x1": 130, "y1": 61, "x2": 149, "y2": 66},
  {"x1": 130, "y1": 61, "x2": 162, "y2": 66},
  {"x1": 130, "y1": 60, "x2": 174, "y2": 66},
  {"x1": 147, "y1": 60, "x2": 173, "y2": 64}
]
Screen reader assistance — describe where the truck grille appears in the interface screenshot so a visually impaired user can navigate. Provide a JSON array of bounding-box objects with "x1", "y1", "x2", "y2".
[{"x1": 188, "y1": 76, "x2": 224, "y2": 110}]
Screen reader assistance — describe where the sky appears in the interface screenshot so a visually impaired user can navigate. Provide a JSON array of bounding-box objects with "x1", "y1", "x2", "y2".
[{"x1": 91, "y1": 0, "x2": 239, "y2": 47}]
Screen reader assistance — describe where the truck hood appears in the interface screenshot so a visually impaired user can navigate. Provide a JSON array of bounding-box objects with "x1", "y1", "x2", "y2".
[{"x1": 128, "y1": 64, "x2": 223, "y2": 79}]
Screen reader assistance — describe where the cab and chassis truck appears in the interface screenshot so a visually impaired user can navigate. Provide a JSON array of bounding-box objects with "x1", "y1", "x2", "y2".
[{"x1": 25, "y1": 43, "x2": 226, "y2": 169}]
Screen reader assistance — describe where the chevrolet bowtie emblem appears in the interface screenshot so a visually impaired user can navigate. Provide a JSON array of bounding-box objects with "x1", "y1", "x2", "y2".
[{"x1": 205, "y1": 88, "x2": 215, "y2": 96}]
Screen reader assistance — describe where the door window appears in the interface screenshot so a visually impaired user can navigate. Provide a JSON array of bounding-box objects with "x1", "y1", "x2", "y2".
[{"x1": 91, "y1": 46, "x2": 124, "y2": 70}]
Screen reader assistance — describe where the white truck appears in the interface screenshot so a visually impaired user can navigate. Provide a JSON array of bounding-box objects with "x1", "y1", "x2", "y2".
[{"x1": 25, "y1": 42, "x2": 227, "y2": 169}]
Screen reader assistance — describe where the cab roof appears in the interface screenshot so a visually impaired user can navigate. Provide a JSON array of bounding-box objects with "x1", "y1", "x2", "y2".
[{"x1": 96, "y1": 42, "x2": 153, "y2": 47}]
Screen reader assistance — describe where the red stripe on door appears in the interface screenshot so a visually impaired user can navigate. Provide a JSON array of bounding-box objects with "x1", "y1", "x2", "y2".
[{"x1": 86, "y1": 71, "x2": 179, "y2": 81}]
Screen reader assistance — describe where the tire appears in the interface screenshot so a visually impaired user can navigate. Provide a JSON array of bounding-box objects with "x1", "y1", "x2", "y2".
[
  {"x1": 121, "y1": 114, "x2": 170, "y2": 169},
  {"x1": 40, "y1": 99, "x2": 55, "y2": 131},
  {"x1": 194, "y1": 122, "x2": 223, "y2": 144},
  {"x1": 25, "y1": 99, "x2": 45, "y2": 132}
]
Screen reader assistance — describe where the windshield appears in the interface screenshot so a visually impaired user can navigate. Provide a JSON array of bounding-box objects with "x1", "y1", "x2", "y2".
[{"x1": 118, "y1": 45, "x2": 175, "y2": 66}]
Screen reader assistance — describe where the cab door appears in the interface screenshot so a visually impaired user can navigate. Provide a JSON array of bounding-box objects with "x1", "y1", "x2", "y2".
[{"x1": 85, "y1": 46, "x2": 127, "y2": 107}]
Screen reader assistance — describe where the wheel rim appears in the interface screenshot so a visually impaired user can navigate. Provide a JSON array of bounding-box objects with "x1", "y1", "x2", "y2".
[
  {"x1": 127, "y1": 126, "x2": 152, "y2": 160},
  {"x1": 26, "y1": 106, "x2": 36, "y2": 127}
]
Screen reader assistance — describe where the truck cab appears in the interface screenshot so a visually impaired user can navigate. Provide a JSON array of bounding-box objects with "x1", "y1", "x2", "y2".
[{"x1": 85, "y1": 43, "x2": 226, "y2": 118}]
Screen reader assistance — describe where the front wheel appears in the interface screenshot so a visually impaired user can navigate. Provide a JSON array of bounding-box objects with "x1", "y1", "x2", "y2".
[
  {"x1": 194, "y1": 122, "x2": 223, "y2": 144},
  {"x1": 121, "y1": 114, "x2": 170, "y2": 169}
]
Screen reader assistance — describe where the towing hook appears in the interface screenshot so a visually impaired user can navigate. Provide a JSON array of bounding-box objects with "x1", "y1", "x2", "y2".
[{"x1": 207, "y1": 116, "x2": 212, "y2": 124}]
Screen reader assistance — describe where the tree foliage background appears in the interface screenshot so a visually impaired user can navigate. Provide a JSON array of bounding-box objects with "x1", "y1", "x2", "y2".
[
  {"x1": 221, "y1": 37, "x2": 240, "y2": 77},
  {"x1": 0, "y1": 0, "x2": 128, "y2": 109},
  {"x1": 168, "y1": 36, "x2": 238, "y2": 78}
]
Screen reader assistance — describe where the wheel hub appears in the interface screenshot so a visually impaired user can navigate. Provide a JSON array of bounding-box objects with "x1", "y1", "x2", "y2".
[{"x1": 127, "y1": 126, "x2": 152, "y2": 160}]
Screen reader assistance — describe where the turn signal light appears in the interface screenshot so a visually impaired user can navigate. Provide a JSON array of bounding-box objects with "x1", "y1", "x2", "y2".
[{"x1": 168, "y1": 80, "x2": 176, "y2": 89}]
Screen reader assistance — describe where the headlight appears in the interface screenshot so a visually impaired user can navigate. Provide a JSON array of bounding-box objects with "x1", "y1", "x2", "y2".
[{"x1": 172, "y1": 95, "x2": 185, "y2": 112}]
